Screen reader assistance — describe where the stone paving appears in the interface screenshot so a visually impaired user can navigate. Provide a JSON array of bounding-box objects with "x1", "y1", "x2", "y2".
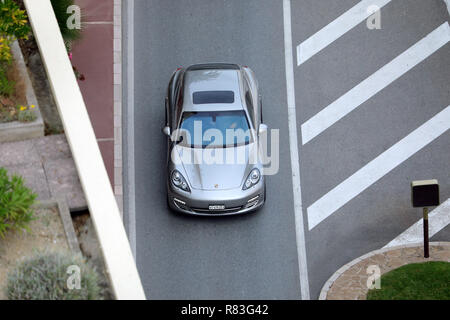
[
  {"x1": 0, "y1": 135, "x2": 87, "y2": 211},
  {"x1": 321, "y1": 242, "x2": 450, "y2": 300}
]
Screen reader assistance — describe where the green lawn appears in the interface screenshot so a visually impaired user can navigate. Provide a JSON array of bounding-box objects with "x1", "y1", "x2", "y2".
[{"x1": 367, "y1": 261, "x2": 450, "y2": 300}]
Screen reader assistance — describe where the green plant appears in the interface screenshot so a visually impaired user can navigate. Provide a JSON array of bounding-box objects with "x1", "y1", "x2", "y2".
[
  {"x1": 50, "y1": 0, "x2": 82, "y2": 45},
  {"x1": 0, "y1": 0, "x2": 31, "y2": 41},
  {"x1": 0, "y1": 167, "x2": 36, "y2": 238},
  {"x1": 0, "y1": 0, "x2": 30, "y2": 103},
  {"x1": 17, "y1": 104, "x2": 37, "y2": 122},
  {"x1": 6, "y1": 251, "x2": 103, "y2": 300},
  {"x1": 18, "y1": 108, "x2": 36, "y2": 122},
  {"x1": 0, "y1": 37, "x2": 12, "y2": 63}
]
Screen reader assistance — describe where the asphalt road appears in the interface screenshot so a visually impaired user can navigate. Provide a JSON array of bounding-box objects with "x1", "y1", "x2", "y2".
[
  {"x1": 124, "y1": 0, "x2": 450, "y2": 299},
  {"x1": 127, "y1": 0, "x2": 301, "y2": 299},
  {"x1": 292, "y1": 0, "x2": 450, "y2": 297}
]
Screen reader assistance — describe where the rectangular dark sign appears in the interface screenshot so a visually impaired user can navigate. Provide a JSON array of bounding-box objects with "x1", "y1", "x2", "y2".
[{"x1": 411, "y1": 180, "x2": 439, "y2": 208}]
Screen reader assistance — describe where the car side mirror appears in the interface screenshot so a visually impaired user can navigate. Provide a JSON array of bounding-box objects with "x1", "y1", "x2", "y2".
[
  {"x1": 259, "y1": 123, "x2": 268, "y2": 136},
  {"x1": 162, "y1": 126, "x2": 171, "y2": 137}
]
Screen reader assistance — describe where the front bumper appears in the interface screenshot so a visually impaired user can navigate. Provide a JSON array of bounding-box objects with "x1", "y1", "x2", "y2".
[{"x1": 167, "y1": 180, "x2": 265, "y2": 216}]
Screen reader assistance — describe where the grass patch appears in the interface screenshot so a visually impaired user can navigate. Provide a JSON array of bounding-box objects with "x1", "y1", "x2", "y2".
[{"x1": 367, "y1": 261, "x2": 450, "y2": 300}]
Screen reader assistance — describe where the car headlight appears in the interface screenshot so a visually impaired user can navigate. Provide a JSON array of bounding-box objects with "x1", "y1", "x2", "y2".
[
  {"x1": 243, "y1": 168, "x2": 261, "y2": 190},
  {"x1": 171, "y1": 170, "x2": 190, "y2": 192}
]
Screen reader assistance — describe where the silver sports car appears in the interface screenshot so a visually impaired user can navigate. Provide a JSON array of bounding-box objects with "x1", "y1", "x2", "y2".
[{"x1": 163, "y1": 63, "x2": 266, "y2": 216}]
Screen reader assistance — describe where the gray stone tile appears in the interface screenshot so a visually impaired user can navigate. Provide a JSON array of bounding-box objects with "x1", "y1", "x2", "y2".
[
  {"x1": 2, "y1": 135, "x2": 87, "y2": 211},
  {"x1": 4, "y1": 162, "x2": 50, "y2": 200},
  {"x1": 0, "y1": 140, "x2": 40, "y2": 167},
  {"x1": 43, "y1": 158, "x2": 87, "y2": 211},
  {"x1": 34, "y1": 134, "x2": 72, "y2": 162}
]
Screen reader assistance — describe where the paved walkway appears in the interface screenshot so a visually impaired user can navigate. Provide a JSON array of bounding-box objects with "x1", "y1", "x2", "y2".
[
  {"x1": 320, "y1": 242, "x2": 450, "y2": 300},
  {"x1": 70, "y1": 0, "x2": 123, "y2": 213},
  {"x1": 0, "y1": 135, "x2": 86, "y2": 211},
  {"x1": 71, "y1": 0, "x2": 114, "y2": 183}
]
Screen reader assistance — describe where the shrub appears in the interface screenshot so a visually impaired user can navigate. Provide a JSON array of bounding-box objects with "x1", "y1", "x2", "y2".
[
  {"x1": 50, "y1": 0, "x2": 82, "y2": 46},
  {"x1": 0, "y1": 0, "x2": 31, "y2": 41},
  {"x1": 17, "y1": 105, "x2": 37, "y2": 122},
  {"x1": 17, "y1": 108, "x2": 36, "y2": 122},
  {"x1": 0, "y1": 37, "x2": 12, "y2": 63},
  {"x1": 50, "y1": 0, "x2": 85, "y2": 80},
  {"x1": 6, "y1": 251, "x2": 103, "y2": 300},
  {"x1": 0, "y1": 167, "x2": 36, "y2": 238},
  {"x1": 0, "y1": 0, "x2": 30, "y2": 101}
]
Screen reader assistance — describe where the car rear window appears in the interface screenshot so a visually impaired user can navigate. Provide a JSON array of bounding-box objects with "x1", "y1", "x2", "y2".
[{"x1": 193, "y1": 91, "x2": 235, "y2": 104}]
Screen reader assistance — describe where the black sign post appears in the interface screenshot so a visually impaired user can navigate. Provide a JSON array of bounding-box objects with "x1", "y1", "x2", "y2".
[
  {"x1": 411, "y1": 180, "x2": 439, "y2": 259},
  {"x1": 422, "y1": 207, "x2": 429, "y2": 258}
]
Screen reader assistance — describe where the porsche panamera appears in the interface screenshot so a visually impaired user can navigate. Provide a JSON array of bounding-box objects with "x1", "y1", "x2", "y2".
[{"x1": 162, "y1": 63, "x2": 267, "y2": 216}]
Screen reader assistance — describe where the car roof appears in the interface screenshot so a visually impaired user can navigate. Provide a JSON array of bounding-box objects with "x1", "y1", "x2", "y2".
[{"x1": 182, "y1": 66, "x2": 244, "y2": 112}]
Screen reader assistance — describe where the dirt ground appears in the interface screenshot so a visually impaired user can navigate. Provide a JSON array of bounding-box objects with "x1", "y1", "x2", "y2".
[
  {"x1": 0, "y1": 207, "x2": 70, "y2": 300},
  {"x1": 0, "y1": 57, "x2": 28, "y2": 124},
  {"x1": 19, "y1": 36, "x2": 64, "y2": 134},
  {"x1": 72, "y1": 211, "x2": 113, "y2": 300}
]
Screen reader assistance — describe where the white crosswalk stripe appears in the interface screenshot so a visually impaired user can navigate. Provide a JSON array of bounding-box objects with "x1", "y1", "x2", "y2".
[
  {"x1": 301, "y1": 22, "x2": 450, "y2": 145},
  {"x1": 296, "y1": 0, "x2": 392, "y2": 66},
  {"x1": 307, "y1": 105, "x2": 450, "y2": 230},
  {"x1": 385, "y1": 198, "x2": 450, "y2": 248}
]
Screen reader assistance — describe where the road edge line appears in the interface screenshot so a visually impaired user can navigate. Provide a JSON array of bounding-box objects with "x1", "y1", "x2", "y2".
[{"x1": 283, "y1": 0, "x2": 310, "y2": 300}]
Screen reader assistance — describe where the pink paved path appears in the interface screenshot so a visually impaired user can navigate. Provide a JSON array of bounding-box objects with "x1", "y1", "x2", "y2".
[{"x1": 71, "y1": 0, "x2": 115, "y2": 185}]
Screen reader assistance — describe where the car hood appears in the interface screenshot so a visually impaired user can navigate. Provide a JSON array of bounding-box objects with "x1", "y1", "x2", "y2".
[{"x1": 173, "y1": 144, "x2": 256, "y2": 191}]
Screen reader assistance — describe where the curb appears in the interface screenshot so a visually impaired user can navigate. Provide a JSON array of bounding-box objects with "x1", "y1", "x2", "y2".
[
  {"x1": 0, "y1": 41, "x2": 44, "y2": 143},
  {"x1": 113, "y1": 0, "x2": 123, "y2": 216},
  {"x1": 34, "y1": 198, "x2": 81, "y2": 254},
  {"x1": 319, "y1": 241, "x2": 450, "y2": 300}
]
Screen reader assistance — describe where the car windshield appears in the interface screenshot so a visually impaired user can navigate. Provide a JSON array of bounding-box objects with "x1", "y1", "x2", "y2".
[{"x1": 178, "y1": 110, "x2": 252, "y2": 148}]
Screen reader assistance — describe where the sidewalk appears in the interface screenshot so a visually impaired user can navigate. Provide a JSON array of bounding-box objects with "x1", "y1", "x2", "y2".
[
  {"x1": 70, "y1": 0, "x2": 122, "y2": 211},
  {"x1": 0, "y1": 135, "x2": 86, "y2": 211},
  {"x1": 320, "y1": 242, "x2": 450, "y2": 300}
]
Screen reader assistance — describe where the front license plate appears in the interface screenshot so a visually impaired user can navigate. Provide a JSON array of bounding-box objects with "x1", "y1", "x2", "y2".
[{"x1": 209, "y1": 205, "x2": 225, "y2": 210}]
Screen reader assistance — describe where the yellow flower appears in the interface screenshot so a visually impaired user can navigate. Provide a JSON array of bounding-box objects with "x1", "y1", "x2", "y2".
[
  {"x1": 20, "y1": 106, "x2": 26, "y2": 111},
  {"x1": 30, "y1": 105, "x2": 35, "y2": 109}
]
